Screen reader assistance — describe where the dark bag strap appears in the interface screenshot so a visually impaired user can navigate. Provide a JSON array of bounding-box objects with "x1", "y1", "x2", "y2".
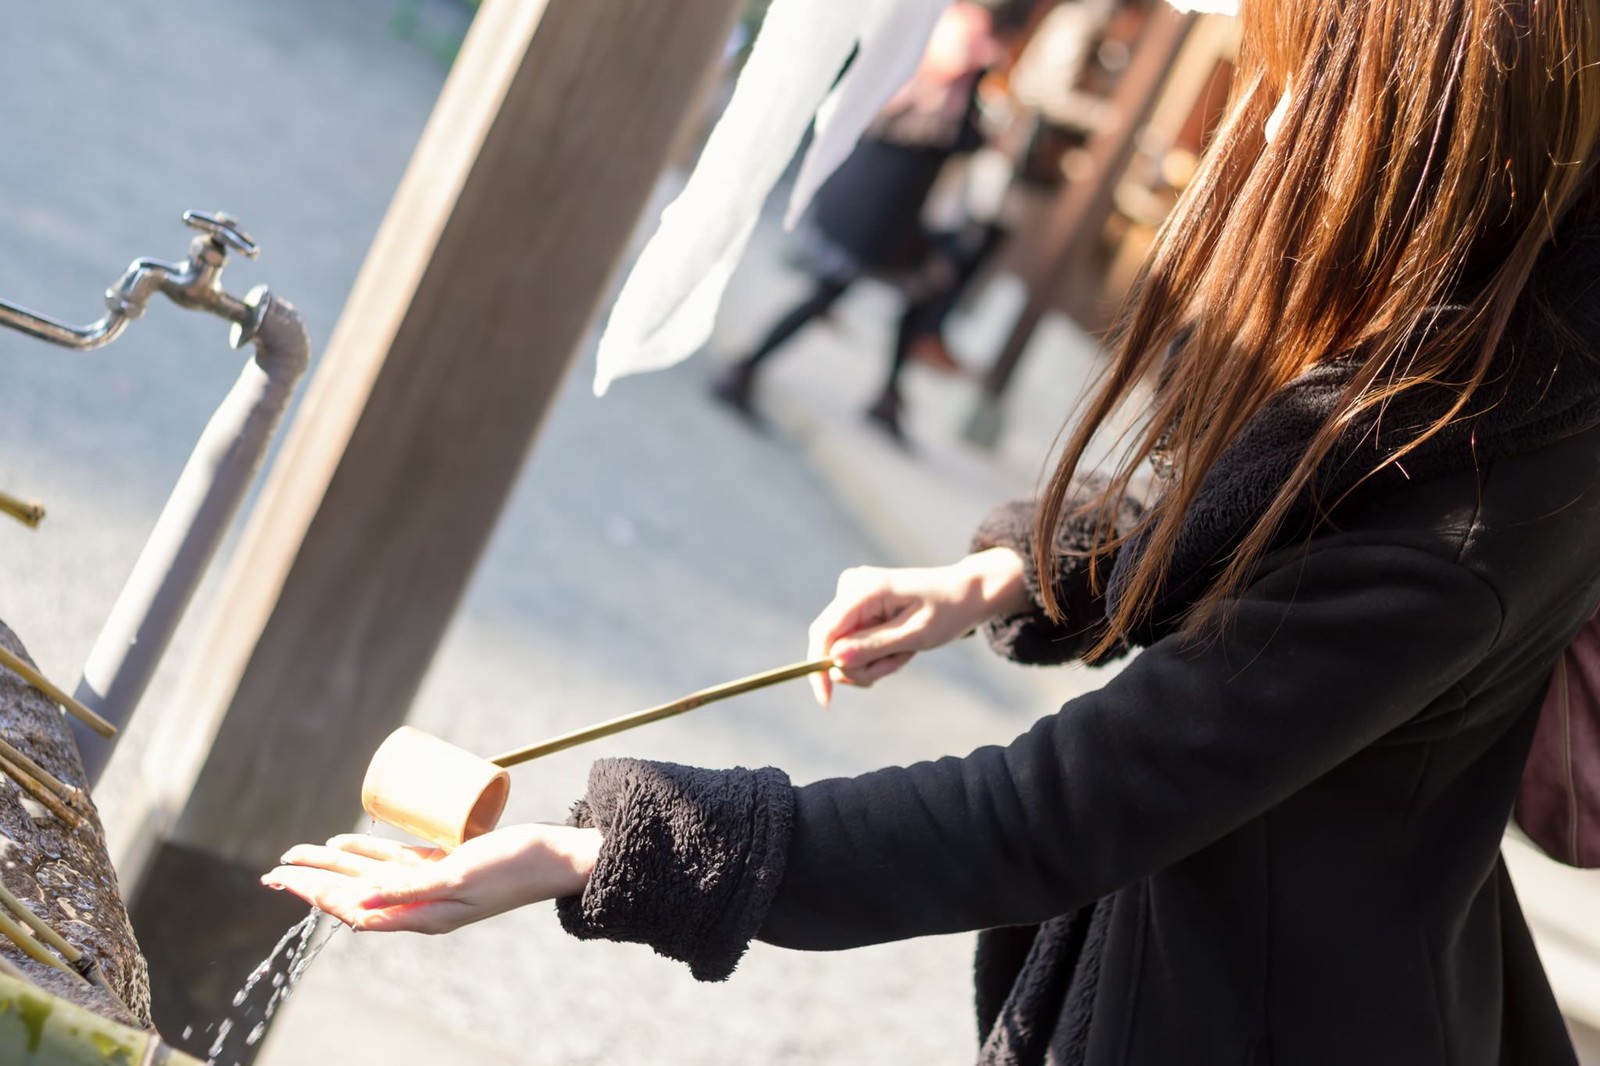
[{"x1": 1515, "y1": 608, "x2": 1600, "y2": 867}]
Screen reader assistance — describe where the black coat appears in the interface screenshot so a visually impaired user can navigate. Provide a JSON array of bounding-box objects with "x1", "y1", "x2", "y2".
[{"x1": 558, "y1": 224, "x2": 1600, "y2": 1065}]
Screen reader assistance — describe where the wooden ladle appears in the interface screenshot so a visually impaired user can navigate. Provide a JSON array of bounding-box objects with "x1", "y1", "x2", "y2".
[{"x1": 361, "y1": 658, "x2": 834, "y2": 849}]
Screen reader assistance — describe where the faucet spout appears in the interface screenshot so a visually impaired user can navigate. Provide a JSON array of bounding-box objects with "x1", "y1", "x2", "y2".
[
  {"x1": 0, "y1": 210, "x2": 270, "y2": 352},
  {"x1": 0, "y1": 302, "x2": 133, "y2": 352}
]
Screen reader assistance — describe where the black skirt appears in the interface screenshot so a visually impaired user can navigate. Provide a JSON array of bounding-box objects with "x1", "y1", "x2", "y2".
[{"x1": 809, "y1": 138, "x2": 952, "y2": 276}]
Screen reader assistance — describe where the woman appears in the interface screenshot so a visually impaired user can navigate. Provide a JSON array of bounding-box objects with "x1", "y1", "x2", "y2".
[
  {"x1": 267, "y1": 1, "x2": 1600, "y2": 1062},
  {"x1": 711, "y1": 0, "x2": 1010, "y2": 442}
]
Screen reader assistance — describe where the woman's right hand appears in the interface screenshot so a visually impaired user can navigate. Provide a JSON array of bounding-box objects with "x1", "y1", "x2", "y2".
[{"x1": 807, "y1": 548, "x2": 1030, "y2": 706}]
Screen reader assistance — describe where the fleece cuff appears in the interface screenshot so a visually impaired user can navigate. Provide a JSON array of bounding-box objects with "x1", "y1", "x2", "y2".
[
  {"x1": 970, "y1": 490, "x2": 1133, "y2": 666},
  {"x1": 557, "y1": 758, "x2": 795, "y2": 982}
]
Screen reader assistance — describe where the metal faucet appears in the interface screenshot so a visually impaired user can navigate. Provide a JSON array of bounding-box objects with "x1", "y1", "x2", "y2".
[{"x1": 0, "y1": 210, "x2": 271, "y2": 351}]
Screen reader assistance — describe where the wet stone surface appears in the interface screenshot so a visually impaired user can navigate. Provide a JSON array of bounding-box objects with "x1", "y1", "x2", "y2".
[{"x1": 0, "y1": 620, "x2": 149, "y2": 1028}]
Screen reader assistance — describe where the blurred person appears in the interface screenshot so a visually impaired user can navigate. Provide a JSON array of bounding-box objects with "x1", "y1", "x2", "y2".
[
  {"x1": 1005, "y1": 0, "x2": 1114, "y2": 123},
  {"x1": 1001, "y1": 0, "x2": 1139, "y2": 182},
  {"x1": 710, "y1": 0, "x2": 1017, "y2": 444},
  {"x1": 269, "y1": 2, "x2": 1600, "y2": 1063}
]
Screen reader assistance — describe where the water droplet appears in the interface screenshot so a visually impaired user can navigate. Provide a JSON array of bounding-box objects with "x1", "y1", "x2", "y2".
[{"x1": 207, "y1": 1018, "x2": 233, "y2": 1059}]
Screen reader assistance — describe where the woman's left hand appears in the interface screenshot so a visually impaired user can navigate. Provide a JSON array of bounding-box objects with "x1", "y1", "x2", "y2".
[{"x1": 260, "y1": 823, "x2": 601, "y2": 934}]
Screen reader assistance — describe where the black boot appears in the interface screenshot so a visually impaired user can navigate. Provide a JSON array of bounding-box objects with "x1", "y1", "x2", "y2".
[
  {"x1": 710, "y1": 361, "x2": 762, "y2": 427},
  {"x1": 865, "y1": 390, "x2": 909, "y2": 447}
]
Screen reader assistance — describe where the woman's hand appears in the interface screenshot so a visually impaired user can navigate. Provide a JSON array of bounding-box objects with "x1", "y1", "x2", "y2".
[
  {"x1": 260, "y1": 824, "x2": 602, "y2": 934},
  {"x1": 808, "y1": 547, "x2": 1030, "y2": 706}
]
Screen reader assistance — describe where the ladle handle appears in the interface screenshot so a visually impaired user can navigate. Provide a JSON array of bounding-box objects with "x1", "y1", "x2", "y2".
[{"x1": 489, "y1": 658, "x2": 836, "y2": 768}]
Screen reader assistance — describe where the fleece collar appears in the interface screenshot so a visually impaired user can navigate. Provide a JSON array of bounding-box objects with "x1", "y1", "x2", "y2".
[{"x1": 1107, "y1": 223, "x2": 1600, "y2": 631}]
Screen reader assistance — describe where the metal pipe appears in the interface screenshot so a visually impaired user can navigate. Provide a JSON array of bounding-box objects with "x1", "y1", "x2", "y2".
[
  {"x1": 70, "y1": 292, "x2": 312, "y2": 784},
  {"x1": 0, "y1": 209, "x2": 309, "y2": 782}
]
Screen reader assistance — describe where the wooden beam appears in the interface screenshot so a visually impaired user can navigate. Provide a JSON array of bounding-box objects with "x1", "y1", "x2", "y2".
[
  {"x1": 146, "y1": 0, "x2": 744, "y2": 874},
  {"x1": 964, "y1": 6, "x2": 1196, "y2": 448},
  {"x1": 127, "y1": 1, "x2": 743, "y2": 1055}
]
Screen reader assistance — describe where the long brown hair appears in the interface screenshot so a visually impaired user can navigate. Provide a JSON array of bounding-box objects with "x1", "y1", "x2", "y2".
[{"x1": 1039, "y1": 0, "x2": 1600, "y2": 658}]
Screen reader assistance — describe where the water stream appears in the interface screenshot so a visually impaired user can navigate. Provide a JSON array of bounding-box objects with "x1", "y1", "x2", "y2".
[{"x1": 196, "y1": 906, "x2": 342, "y2": 1065}]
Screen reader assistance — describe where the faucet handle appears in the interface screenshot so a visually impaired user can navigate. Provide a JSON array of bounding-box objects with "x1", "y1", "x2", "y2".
[{"x1": 182, "y1": 210, "x2": 260, "y2": 260}]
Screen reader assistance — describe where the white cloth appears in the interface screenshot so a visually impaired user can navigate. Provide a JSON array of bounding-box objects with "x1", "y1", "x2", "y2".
[{"x1": 592, "y1": 0, "x2": 951, "y2": 396}]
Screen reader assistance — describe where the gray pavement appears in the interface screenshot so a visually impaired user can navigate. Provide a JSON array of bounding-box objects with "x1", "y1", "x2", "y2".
[{"x1": 0, "y1": 3, "x2": 1111, "y2": 1064}]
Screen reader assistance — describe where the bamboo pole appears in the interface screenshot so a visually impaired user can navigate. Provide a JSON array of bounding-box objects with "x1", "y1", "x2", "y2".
[
  {"x1": 0, "y1": 880, "x2": 82, "y2": 968},
  {"x1": 0, "y1": 967, "x2": 202, "y2": 1065},
  {"x1": 0, "y1": 908, "x2": 75, "y2": 978},
  {"x1": 0, "y1": 493, "x2": 43, "y2": 529},
  {"x1": 0, "y1": 735, "x2": 82, "y2": 808},
  {"x1": 0, "y1": 645, "x2": 115, "y2": 739},
  {"x1": 490, "y1": 658, "x2": 835, "y2": 768},
  {"x1": 0, "y1": 950, "x2": 28, "y2": 984},
  {"x1": 0, "y1": 751, "x2": 84, "y2": 831},
  {"x1": 0, "y1": 879, "x2": 128, "y2": 1017}
]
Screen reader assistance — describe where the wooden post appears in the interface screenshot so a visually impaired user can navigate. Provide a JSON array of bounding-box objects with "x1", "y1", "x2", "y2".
[
  {"x1": 127, "y1": 0, "x2": 743, "y2": 1055},
  {"x1": 963, "y1": 7, "x2": 1196, "y2": 448}
]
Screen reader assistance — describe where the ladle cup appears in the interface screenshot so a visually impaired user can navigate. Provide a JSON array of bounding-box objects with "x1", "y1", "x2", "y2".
[{"x1": 361, "y1": 657, "x2": 834, "y2": 850}]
